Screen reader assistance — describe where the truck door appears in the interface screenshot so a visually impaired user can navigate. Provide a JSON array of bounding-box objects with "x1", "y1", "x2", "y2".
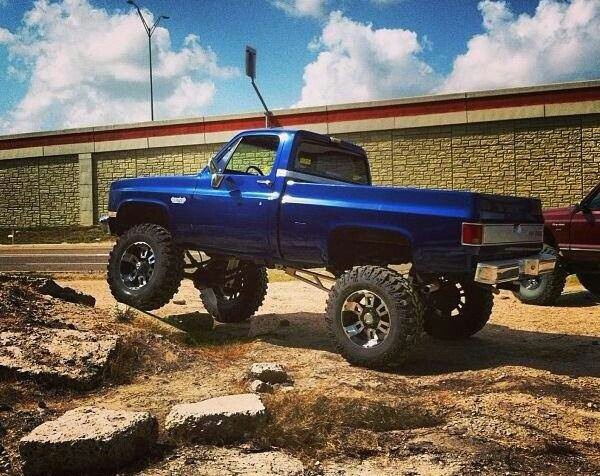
[
  {"x1": 569, "y1": 187, "x2": 600, "y2": 263},
  {"x1": 192, "y1": 134, "x2": 280, "y2": 255}
]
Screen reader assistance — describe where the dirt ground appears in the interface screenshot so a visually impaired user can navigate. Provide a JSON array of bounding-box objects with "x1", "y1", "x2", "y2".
[{"x1": 1, "y1": 273, "x2": 599, "y2": 475}]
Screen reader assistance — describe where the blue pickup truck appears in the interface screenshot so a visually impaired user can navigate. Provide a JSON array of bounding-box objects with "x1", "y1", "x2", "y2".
[{"x1": 102, "y1": 129, "x2": 555, "y2": 367}]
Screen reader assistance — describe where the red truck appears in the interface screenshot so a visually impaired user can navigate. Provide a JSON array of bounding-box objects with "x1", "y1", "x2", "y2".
[{"x1": 515, "y1": 183, "x2": 600, "y2": 304}]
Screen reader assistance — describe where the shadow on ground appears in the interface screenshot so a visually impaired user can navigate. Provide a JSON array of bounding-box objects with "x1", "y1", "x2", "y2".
[
  {"x1": 552, "y1": 289, "x2": 599, "y2": 307},
  {"x1": 155, "y1": 288, "x2": 599, "y2": 379}
]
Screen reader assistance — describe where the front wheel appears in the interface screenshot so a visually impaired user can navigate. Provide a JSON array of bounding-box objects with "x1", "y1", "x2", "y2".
[
  {"x1": 423, "y1": 277, "x2": 493, "y2": 340},
  {"x1": 107, "y1": 223, "x2": 184, "y2": 310},
  {"x1": 199, "y1": 260, "x2": 268, "y2": 323},
  {"x1": 325, "y1": 266, "x2": 424, "y2": 368},
  {"x1": 577, "y1": 272, "x2": 600, "y2": 299}
]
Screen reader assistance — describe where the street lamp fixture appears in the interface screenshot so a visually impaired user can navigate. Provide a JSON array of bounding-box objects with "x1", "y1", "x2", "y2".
[{"x1": 127, "y1": 0, "x2": 169, "y2": 121}]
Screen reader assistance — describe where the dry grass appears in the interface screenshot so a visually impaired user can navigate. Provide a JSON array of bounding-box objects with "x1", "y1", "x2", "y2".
[
  {"x1": 0, "y1": 226, "x2": 113, "y2": 245},
  {"x1": 256, "y1": 391, "x2": 444, "y2": 460},
  {"x1": 111, "y1": 305, "x2": 136, "y2": 323}
]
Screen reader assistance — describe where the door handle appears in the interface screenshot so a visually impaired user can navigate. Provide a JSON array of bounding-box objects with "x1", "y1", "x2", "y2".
[{"x1": 257, "y1": 179, "x2": 273, "y2": 188}]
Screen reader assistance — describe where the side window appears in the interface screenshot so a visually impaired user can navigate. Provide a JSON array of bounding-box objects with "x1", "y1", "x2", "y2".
[
  {"x1": 293, "y1": 141, "x2": 370, "y2": 185},
  {"x1": 225, "y1": 135, "x2": 279, "y2": 176},
  {"x1": 588, "y1": 191, "x2": 600, "y2": 210}
]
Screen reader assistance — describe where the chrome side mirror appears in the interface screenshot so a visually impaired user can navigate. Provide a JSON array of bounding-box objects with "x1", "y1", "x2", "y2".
[{"x1": 208, "y1": 158, "x2": 225, "y2": 188}]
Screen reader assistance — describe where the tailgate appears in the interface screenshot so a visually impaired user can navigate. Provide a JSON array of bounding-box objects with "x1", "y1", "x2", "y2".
[{"x1": 474, "y1": 193, "x2": 543, "y2": 223}]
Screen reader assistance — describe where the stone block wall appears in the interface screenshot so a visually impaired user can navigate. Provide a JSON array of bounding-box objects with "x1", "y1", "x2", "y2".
[
  {"x1": 0, "y1": 155, "x2": 78, "y2": 228},
  {"x1": 39, "y1": 156, "x2": 79, "y2": 227},
  {"x1": 336, "y1": 115, "x2": 599, "y2": 208},
  {"x1": 0, "y1": 158, "x2": 40, "y2": 227},
  {"x1": 1, "y1": 113, "x2": 599, "y2": 228}
]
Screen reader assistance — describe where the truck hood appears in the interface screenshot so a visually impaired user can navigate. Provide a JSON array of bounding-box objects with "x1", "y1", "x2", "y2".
[
  {"x1": 543, "y1": 205, "x2": 575, "y2": 222},
  {"x1": 110, "y1": 175, "x2": 193, "y2": 190}
]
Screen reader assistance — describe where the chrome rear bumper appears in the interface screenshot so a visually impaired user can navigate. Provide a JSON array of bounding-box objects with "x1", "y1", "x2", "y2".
[
  {"x1": 474, "y1": 253, "x2": 556, "y2": 285},
  {"x1": 99, "y1": 215, "x2": 111, "y2": 234}
]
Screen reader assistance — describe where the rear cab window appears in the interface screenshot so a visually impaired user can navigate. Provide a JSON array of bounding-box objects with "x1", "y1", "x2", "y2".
[{"x1": 292, "y1": 140, "x2": 371, "y2": 185}]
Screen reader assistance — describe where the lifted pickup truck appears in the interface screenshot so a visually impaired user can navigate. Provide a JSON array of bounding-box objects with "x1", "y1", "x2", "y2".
[
  {"x1": 102, "y1": 129, "x2": 555, "y2": 367},
  {"x1": 515, "y1": 183, "x2": 600, "y2": 305}
]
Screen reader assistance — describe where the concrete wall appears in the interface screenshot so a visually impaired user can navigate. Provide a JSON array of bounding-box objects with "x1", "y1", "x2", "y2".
[{"x1": 0, "y1": 80, "x2": 599, "y2": 228}]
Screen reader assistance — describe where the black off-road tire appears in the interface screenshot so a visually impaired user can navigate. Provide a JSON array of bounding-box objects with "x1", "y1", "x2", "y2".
[
  {"x1": 325, "y1": 266, "x2": 424, "y2": 368},
  {"x1": 199, "y1": 262, "x2": 268, "y2": 323},
  {"x1": 424, "y1": 278, "x2": 493, "y2": 340},
  {"x1": 577, "y1": 272, "x2": 600, "y2": 299},
  {"x1": 107, "y1": 223, "x2": 184, "y2": 311},
  {"x1": 513, "y1": 245, "x2": 567, "y2": 306}
]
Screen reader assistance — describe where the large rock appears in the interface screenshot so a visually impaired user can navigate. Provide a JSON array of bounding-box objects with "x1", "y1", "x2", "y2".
[
  {"x1": 19, "y1": 406, "x2": 158, "y2": 476},
  {"x1": 248, "y1": 314, "x2": 281, "y2": 338},
  {"x1": 248, "y1": 362, "x2": 289, "y2": 384},
  {"x1": 165, "y1": 394, "x2": 266, "y2": 444},
  {"x1": 0, "y1": 329, "x2": 119, "y2": 389}
]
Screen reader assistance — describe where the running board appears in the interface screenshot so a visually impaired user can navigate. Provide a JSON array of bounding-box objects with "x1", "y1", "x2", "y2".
[{"x1": 283, "y1": 267, "x2": 336, "y2": 292}]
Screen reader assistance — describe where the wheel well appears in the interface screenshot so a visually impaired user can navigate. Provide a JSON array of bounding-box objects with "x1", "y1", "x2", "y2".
[
  {"x1": 544, "y1": 226, "x2": 558, "y2": 249},
  {"x1": 115, "y1": 203, "x2": 169, "y2": 235},
  {"x1": 327, "y1": 227, "x2": 412, "y2": 270}
]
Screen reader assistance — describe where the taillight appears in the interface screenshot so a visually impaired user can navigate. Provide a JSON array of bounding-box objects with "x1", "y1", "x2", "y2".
[{"x1": 462, "y1": 223, "x2": 483, "y2": 245}]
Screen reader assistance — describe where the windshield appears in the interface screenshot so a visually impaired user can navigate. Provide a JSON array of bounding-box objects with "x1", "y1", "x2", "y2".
[{"x1": 293, "y1": 141, "x2": 370, "y2": 185}]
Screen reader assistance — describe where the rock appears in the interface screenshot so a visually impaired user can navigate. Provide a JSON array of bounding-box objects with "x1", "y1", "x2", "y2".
[
  {"x1": 36, "y1": 279, "x2": 96, "y2": 307},
  {"x1": 19, "y1": 406, "x2": 157, "y2": 476},
  {"x1": 165, "y1": 394, "x2": 266, "y2": 444},
  {"x1": 249, "y1": 363, "x2": 289, "y2": 384},
  {"x1": 248, "y1": 315, "x2": 281, "y2": 337},
  {"x1": 249, "y1": 379, "x2": 273, "y2": 393},
  {"x1": 163, "y1": 312, "x2": 213, "y2": 333},
  {"x1": 0, "y1": 329, "x2": 119, "y2": 389}
]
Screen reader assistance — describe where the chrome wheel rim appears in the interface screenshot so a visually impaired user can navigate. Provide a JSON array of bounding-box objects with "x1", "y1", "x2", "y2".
[
  {"x1": 216, "y1": 259, "x2": 243, "y2": 301},
  {"x1": 523, "y1": 276, "x2": 543, "y2": 291},
  {"x1": 119, "y1": 241, "x2": 155, "y2": 290},
  {"x1": 341, "y1": 290, "x2": 391, "y2": 348}
]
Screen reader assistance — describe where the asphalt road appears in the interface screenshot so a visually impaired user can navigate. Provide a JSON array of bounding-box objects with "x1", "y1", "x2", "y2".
[{"x1": 0, "y1": 244, "x2": 111, "y2": 272}]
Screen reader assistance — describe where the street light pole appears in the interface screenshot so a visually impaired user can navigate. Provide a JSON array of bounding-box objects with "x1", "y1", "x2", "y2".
[{"x1": 126, "y1": 0, "x2": 169, "y2": 121}]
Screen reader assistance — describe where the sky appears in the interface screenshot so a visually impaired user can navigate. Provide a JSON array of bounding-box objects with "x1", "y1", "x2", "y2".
[{"x1": 0, "y1": 0, "x2": 598, "y2": 134}]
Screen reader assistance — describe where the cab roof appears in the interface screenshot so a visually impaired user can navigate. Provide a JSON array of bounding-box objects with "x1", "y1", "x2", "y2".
[{"x1": 237, "y1": 128, "x2": 366, "y2": 156}]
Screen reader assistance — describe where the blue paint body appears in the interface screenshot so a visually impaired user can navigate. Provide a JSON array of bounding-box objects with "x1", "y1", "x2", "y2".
[{"x1": 107, "y1": 129, "x2": 543, "y2": 276}]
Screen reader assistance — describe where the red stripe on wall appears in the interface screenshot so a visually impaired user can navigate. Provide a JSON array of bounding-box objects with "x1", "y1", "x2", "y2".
[
  {"x1": 0, "y1": 86, "x2": 598, "y2": 151},
  {"x1": 467, "y1": 87, "x2": 600, "y2": 110}
]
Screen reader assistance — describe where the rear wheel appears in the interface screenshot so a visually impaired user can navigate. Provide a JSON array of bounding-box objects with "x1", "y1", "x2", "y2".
[
  {"x1": 199, "y1": 259, "x2": 268, "y2": 323},
  {"x1": 424, "y1": 277, "x2": 493, "y2": 340},
  {"x1": 513, "y1": 245, "x2": 567, "y2": 305},
  {"x1": 107, "y1": 223, "x2": 184, "y2": 310},
  {"x1": 325, "y1": 266, "x2": 424, "y2": 368},
  {"x1": 577, "y1": 272, "x2": 600, "y2": 299}
]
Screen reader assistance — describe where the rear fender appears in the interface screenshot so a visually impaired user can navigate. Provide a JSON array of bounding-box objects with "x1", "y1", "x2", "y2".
[{"x1": 327, "y1": 225, "x2": 413, "y2": 268}]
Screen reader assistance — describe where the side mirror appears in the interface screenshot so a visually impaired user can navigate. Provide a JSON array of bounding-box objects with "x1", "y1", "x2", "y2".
[{"x1": 208, "y1": 158, "x2": 225, "y2": 188}]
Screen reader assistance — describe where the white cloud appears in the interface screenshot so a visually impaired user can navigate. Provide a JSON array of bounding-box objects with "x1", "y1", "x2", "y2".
[
  {"x1": 294, "y1": 11, "x2": 439, "y2": 107},
  {"x1": 0, "y1": 27, "x2": 13, "y2": 43},
  {"x1": 271, "y1": 0, "x2": 327, "y2": 18},
  {"x1": 0, "y1": 0, "x2": 237, "y2": 134},
  {"x1": 440, "y1": 0, "x2": 600, "y2": 92}
]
